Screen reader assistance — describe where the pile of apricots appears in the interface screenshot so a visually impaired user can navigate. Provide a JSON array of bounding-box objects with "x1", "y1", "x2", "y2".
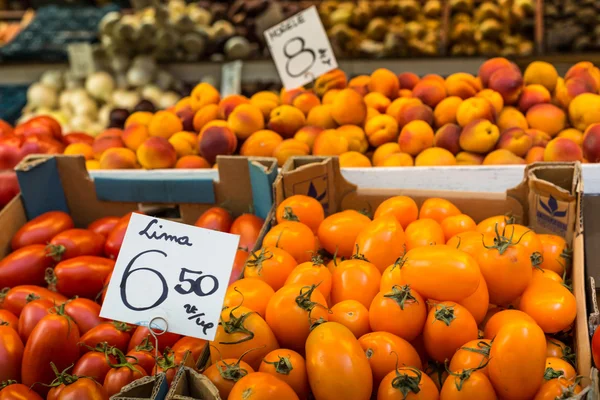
[{"x1": 57, "y1": 57, "x2": 600, "y2": 169}]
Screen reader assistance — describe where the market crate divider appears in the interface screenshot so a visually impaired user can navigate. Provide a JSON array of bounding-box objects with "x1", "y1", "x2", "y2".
[{"x1": 110, "y1": 372, "x2": 168, "y2": 400}]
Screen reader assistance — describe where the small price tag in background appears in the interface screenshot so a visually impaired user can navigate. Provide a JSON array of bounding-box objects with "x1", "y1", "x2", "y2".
[
  {"x1": 67, "y1": 42, "x2": 95, "y2": 79},
  {"x1": 264, "y1": 5, "x2": 338, "y2": 90},
  {"x1": 100, "y1": 213, "x2": 240, "y2": 340},
  {"x1": 220, "y1": 61, "x2": 243, "y2": 97}
]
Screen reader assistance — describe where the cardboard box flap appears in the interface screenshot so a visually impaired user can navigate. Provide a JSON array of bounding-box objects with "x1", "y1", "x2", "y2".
[
  {"x1": 110, "y1": 373, "x2": 168, "y2": 400},
  {"x1": 167, "y1": 366, "x2": 221, "y2": 400}
]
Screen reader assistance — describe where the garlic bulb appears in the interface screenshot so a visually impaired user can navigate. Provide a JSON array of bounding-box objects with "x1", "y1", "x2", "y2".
[
  {"x1": 85, "y1": 71, "x2": 115, "y2": 101},
  {"x1": 27, "y1": 83, "x2": 58, "y2": 110}
]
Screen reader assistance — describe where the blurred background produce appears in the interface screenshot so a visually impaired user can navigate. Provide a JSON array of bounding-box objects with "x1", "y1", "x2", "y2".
[{"x1": 544, "y1": 0, "x2": 600, "y2": 53}]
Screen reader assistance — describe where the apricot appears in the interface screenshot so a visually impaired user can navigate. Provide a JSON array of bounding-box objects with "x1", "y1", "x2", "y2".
[
  {"x1": 175, "y1": 155, "x2": 211, "y2": 169},
  {"x1": 412, "y1": 79, "x2": 447, "y2": 108},
  {"x1": 365, "y1": 115, "x2": 399, "y2": 147},
  {"x1": 456, "y1": 152, "x2": 484, "y2": 165},
  {"x1": 168, "y1": 131, "x2": 197, "y2": 157},
  {"x1": 364, "y1": 92, "x2": 391, "y2": 113},
  {"x1": 121, "y1": 124, "x2": 150, "y2": 151},
  {"x1": 366, "y1": 107, "x2": 381, "y2": 122},
  {"x1": 85, "y1": 160, "x2": 100, "y2": 170},
  {"x1": 496, "y1": 127, "x2": 533, "y2": 157},
  {"x1": 192, "y1": 104, "x2": 220, "y2": 133},
  {"x1": 397, "y1": 72, "x2": 420, "y2": 90},
  {"x1": 526, "y1": 129, "x2": 551, "y2": 148},
  {"x1": 398, "y1": 89, "x2": 413, "y2": 98},
  {"x1": 273, "y1": 139, "x2": 310, "y2": 167},
  {"x1": 523, "y1": 61, "x2": 559, "y2": 92},
  {"x1": 583, "y1": 123, "x2": 600, "y2": 163},
  {"x1": 565, "y1": 62, "x2": 600, "y2": 92},
  {"x1": 398, "y1": 120, "x2": 434, "y2": 156},
  {"x1": 339, "y1": 151, "x2": 372, "y2": 168},
  {"x1": 322, "y1": 89, "x2": 340, "y2": 105},
  {"x1": 64, "y1": 143, "x2": 94, "y2": 160},
  {"x1": 176, "y1": 106, "x2": 195, "y2": 132},
  {"x1": 293, "y1": 92, "x2": 321, "y2": 116},
  {"x1": 99, "y1": 147, "x2": 138, "y2": 169},
  {"x1": 294, "y1": 126, "x2": 323, "y2": 150},
  {"x1": 137, "y1": 137, "x2": 177, "y2": 169},
  {"x1": 331, "y1": 89, "x2": 367, "y2": 126},
  {"x1": 456, "y1": 97, "x2": 496, "y2": 127},
  {"x1": 386, "y1": 98, "x2": 419, "y2": 121},
  {"x1": 314, "y1": 69, "x2": 347, "y2": 97},
  {"x1": 372, "y1": 143, "x2": 401, "y2": 166},
  {"x1": 488, "y1": 66, "x2": 523, "y2": 105},
  {"x1": 369, "y1": 68, "x2": 400, "y2": 99},
  {"x1": 380, "y1": 152, "x2": 414, "y2": 167},
  {"x1": 459, "y1": 119, "x2": 500, "y2": 153},
  {"x1": 313, "y1": 130, "x2": 349, "y2": 156},
  {"x1": 555, "y1": 77, "x2": 596, "y2": 109},
  {"x1": 240, "y1": 129, "x2": 283, "y2": 157},
  {"x1": 497, "y1": 107, "x2": 528, "y2": 132},
  {"x1": 348, "y1": 75, "x2": 371, "y2": 97},
  {"x1": 518, "y1": 85, "x2": 551, "y2": 113},
  {"x1": 337, "y1": 125, "x2": 368, "y2": 153},
  {"x1": 445, "y1": 73, "x2": 481, "y2": 99},
  {"x1": 147, "y1": 111, "x2": 183, "y2": 139},
  {"x1": 92, "y1": 136, "x2": 125, "y2": 160},
  {"x1": 434, "y1": 123, "x2": 461, "y2": 155},
  {"x1": 525, "y1": 146, "x2": 545, "y2": 163},
  {"x1": 97, "y1": 128, "x2": 122, "y2": 139},
  {"x1": 415, "y1": 147, "x2": 457, "y2": 166},
  {"x1": 218, "y1": 95, "x2": 250, "y2": 120},
  {"x1": 434, "y1": 96, "x2": 462, "y2": 127},
  {"x1": 483, "y1": 149, "x2": 526, "y2": 165},
  {"x1": 280, "y1": 88, "x2": 305, "y2": 106},
  {"x1": 476, "y1": 89, "x2": 504, "y2": 114},
  {"x1": 306, "y1": 104, "x2": 337, "y2": 129},
  {"x1": 569, "y1": 93, "x2": 600, "y2": 131},
  {"x1": 251, "y1": 91, "x2": 280, "y2": 104},
  {"x1": 199, "y1": 120, "x2": 228, "y2": 136},
  {"x1": 125, "y1": 111, "x2": 153, "y2": 128},
  {"x1": 396, "y1": 103, "x2": 434, "y2": 129},
  {"x1": 422, "y1": 74, "x2": 444, "y2": 84},
  {"x1": 197, "y1": 125, "x2": 238, "y2": 164},
  {"x1": 478, "y1": 57, "x2": 518, "y2": 87},
  {"x1": 525, "y1": 104, "x2": 566, "y2": 137},
  {"x1": 268, "y1": 104, "x2": 307, "y2": 138},
  {"x1": 557, "y1": 129, "x2": 584, "y2": 147},
  {"x1": 227, "y1": 104, "x2": 265, "y2": 140},
  {"x1": 190, "y1": 82, "x2": 221, "y2": 111},
  {"x1": 251, "y1": 98, "x2": 279, "y2": 120},
  {"x1": 543, "y1": 137, "x2": 583, "y2": 162}
]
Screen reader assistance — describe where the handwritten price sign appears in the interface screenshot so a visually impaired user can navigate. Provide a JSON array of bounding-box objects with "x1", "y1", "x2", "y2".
[
  {"x1": 100, "y1": 214, "x2": 240, "y2": 340},
  {"x1": 264, "y1": 6, "x2": 338, "y2": 90}
]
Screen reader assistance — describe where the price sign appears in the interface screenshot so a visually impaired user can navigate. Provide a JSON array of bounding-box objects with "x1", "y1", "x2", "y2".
[
  {"x1": 100, "y1": 214, "x2": 240, "y2": 340},
  {"x1": 67, "y1": 43, "x2": 95, "y2": 79},
  {"x1": 221, "y1": 61, "x2": 243, "y2": 97},
  {"x1": 264, "y1": 6, "x2": 338, "y2": 90}
]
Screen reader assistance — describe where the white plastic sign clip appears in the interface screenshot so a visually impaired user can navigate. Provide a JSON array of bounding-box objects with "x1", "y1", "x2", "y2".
[
  {"x1": 221, "y1": 61, "x2": 243, "y2": 97},
  {"x1": 67, "y1": 42, "x2": 95, "y2": 79},
  {"x1": 264, "y1": 5, "x2": 338, "y2": 90},
  {"x1": 100, "y1": 213, "x2": 240, "y2": 341}
]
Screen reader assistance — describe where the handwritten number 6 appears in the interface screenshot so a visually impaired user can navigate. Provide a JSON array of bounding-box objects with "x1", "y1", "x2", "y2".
[
  {"x1": 120, "y1": 249, "x2": 169, "y2": 311},
  {"x1": 284, "y1": 37, "x2": 315, "y2": 78},
  {"x1": 174, "y1": 268, "x2": 219, "y2": 297}
]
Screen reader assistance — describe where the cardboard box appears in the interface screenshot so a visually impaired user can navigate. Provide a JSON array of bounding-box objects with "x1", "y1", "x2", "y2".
[
  {"x1": 273, "y1": 157, "x2": 593, "y2": 392},
  {"x1": 166, "y1": 366, "x2": 221, "y2": 400},
  {"x1": 110, "y1": 373, "x2": 169, "y2": 400}
]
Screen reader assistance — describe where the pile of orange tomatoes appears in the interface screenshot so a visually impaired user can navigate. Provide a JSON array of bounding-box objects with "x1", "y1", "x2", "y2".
[{"x1": 209, "y1": 194, "x2": 580, "y2": 400}]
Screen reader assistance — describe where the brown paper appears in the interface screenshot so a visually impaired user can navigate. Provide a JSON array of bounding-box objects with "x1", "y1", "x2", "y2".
[
  {"x1": 110, "y1": 373, "x2": 167, "y2": 400},
  {"x1": 166, "y1": 366, "x2": 221, "y2": 400}
]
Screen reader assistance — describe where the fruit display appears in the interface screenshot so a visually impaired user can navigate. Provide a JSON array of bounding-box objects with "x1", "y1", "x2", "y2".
[
  {"x1": 544, "y1": 0, "x2": 600, "y2": 53},
  {"x1": 0, "y1": 9, "x2": 34, "y2": 47}
]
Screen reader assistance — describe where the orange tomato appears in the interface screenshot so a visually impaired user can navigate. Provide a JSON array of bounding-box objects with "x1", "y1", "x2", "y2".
[
  {"x1": 230, "y1": 214, "x2": 264, "y2": 251},
  {"x1": 244, "y1": 247, "x2": 297, "y2": 291},
  {"x1": 329, "y1": 300, "x2": 370, "y2": 338},
  {"x1": 265, "y1": 284, "x2": 329, "y2": 353},
  {"x1": 402, "y1": 245, "x2": 480, "y2": 301},
  {"x1": 533, "y1": 377, "x2": 582, "y2": 400},
  {"x1": 483, "y1": 310, "x2": 536, "y2": 340},
  {"x1": 518, "y1": 279, "x2": 576, "y2": 333},
  {"x1": 425, "y1": 361, "x2": 448, "y2": 392},
  {"x1": 369, "y1": 285, "x2": 427, "y2": 341},
  {"x1": 380, "y1": 259, "x2": 406, "y2": 291},
  {"x1": 476, "y1": 215, "x2": 515, "y2": 234},
  {"x1": 263, "y1": 221, "x2": 316, "y2": 264},
  {"x1": 210, "y1": 305, "x2": 279, "y2": 370},
  {"x1": 223, "y1": 278, "x2": 275, "y2": 317},
  {"x1": 276, "y1": 195, "x2": 325, "y2": 234},
  {"x1": 374, "y1": 196, "x2": 419, "y2": 229},
  {"x1": 449, "y1": 339, "x2": 492, "y2": 377},
  {"x1": 546, "y1": 338, "x2": 574, "y2": 362},
  {"x1": 404, "y1": 219, "x2": 446, "y2": 250},
  {"x1": 259, "y1": 349, "x2": 309, "y2": 400},
  {"x1": 358, "y1": 332, "x2": 422, "y2": 387},
  {"x1": 378, "y1": 367, "x2": 439, "y2": 400},
  {"x1": 423, "y1": 302, "x2": 478, "y2": 363},
  {"x1": 488, "y1": 322, "x2": 546, "y2": 400},
  {"x1": 538, "y1": 234, "x2": 570, "y2": 276},
  {"x1": 505, "y1": 224, "x2": 544, "y2": 266},
  {"x1": 419, "y1": 198, "x2": 461, "y2": 224},
  {"x1": 458, "y1": 273, "x2": 489, "y2": 325},
  {"x1": 446, "y1": 230, "x2": 484, "y2": 258},
  {"x1": 330, "y1": 258, "x2": 382, "y2": 308},
  {"x1": 229, "y1": 372, "x2": 299, "y2": 400},
  {"x1": 284, "y1": 256, "x2": 332, "y2": 299},
  {"x1": 440, "y1": 369, "x2": 497, "y2": 400},
  {"x1": 440, "y1": 214, "x2": 477, "y2": 242},
  {"x1": 326, "y1": 256, "x2": 343, "y2": 276},
  {"x1": 544, "y1": 357, "x2": 576, "y2": 381},
  {"x1": 531, "y1": 268, "x2": 563, "y2": 284},
  {"x1": 354, "y1": 215, "x2": 406, "y2": 273},
  {"x1": 306, "y1": 322, "x2": 373, "y2": 400},
  {"x1": 203, "y1": 357, "x2": 255, "y2": 399},
  {"x1": 317, "y1": 210, "x2": 371, "y2": 258}
]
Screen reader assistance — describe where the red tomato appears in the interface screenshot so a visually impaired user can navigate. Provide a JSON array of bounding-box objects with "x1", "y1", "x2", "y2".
[
  {"x1": 230, "y1": 248, "x2": 248, "y2": 286},
  {"x1": 0, "y1": 119, "x2": 13, "y2": 136},
  {"x1": 171, "y1": 336, "x2": 207, "y2": 366},
  {"x1": 100, "y1": 271, "x2": 112, "y2": 305},
  {"x1": 0, "y1": 244, "x2": 53, "y2": 288},
  {"x1": 0, "y1": 324, "x2": 24, "y2": 382},
  {"x1": 17, "y1": 298, "x2": 53, "y2": 343},
  {"x1": 0, "y1": 135, "x2": 24, "y2": 170},
  {"x1": 0, "y1": 310, "x2": 18, "y2": 331},
  {"x1": 195, "y1": 207, "x2": 233, "y2": 232},
  {"x1": 80, "y1": 322, "x2": 132, "y2": 354},
  {"x1": 73, "y1": 344, "x2": 117, "y2": 384},
  {"x1": 63, "y1": 132, "x2": 95, "y2": 145},
  {"x1": 53, "y1": 256, "x2": 115, "y2": 299},
  {"x1": 88, "y1": 216, "x2": 120, "y2": 238},
  {"x1": 104, "y1": 363, "x2": 147, "y2": 397},
  {"x1": 127, "y1": 326, "x2": 181, "y2": 352},
  {"x1": 64, "y1": 298, "x2": 104, "y2": 334},
  {"x1": 0, "y1": 285, "x2": 67, "y2": 316},
  {"x1": 11, "y1": 211, "x2": 74, "y2": 250},
  {"x1": 104, "y1": 212, "x2": 141, "y2": 259},
  {"x1": 20, "y1": 134, "x2": 64, "y2": 156},
  {"x1": 15, "y1": 116, "x2": 62, "y2": 142},
  {"x1": 0, "y1": 383, "x2": 43, "y2": 400},
  {"x1": 153, "y1": 348, "x2": 191, "y2": 386},
  {"x1": 230, "y1": 213, "x2": 264, "y2": 251},
  {"x1": 126, "y1": 338, "x2": 156, "y2": 376},
  {"x1": 47, "y1": 229, "x2": 105, "y2": 261},
  {"x1": 593, "y1": 326, "x2": 600, "y2": 368},
  {"x1": 0, "y1": 170, "x2": 19, "y2": 208},
  {"x1": 47, "y1": 377, "x2": 108, "y2": 400},
  {"x1": 21, "y1": 309, "x2": 80, "y2": 396}
]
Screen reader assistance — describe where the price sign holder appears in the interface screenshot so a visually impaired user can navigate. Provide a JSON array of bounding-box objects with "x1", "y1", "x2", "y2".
[
  {"x1": 67, "y1": 42, "x2": 95, "y2": 79},
  {"x1": 100, "y1": 213, "x2": 240, "y2": 341},
  {"x1": 220, "y1": 61, "x2": 243, "y2": 97},
  {"x1": 264, "y1": 5, "x2": 338, "y2": 90}
]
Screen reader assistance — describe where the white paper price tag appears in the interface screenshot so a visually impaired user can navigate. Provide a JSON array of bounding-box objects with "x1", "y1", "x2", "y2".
[
  {"x1": 100, "y1": 214, "x2": 240, "y2": 340},
  {"x1": 67, "y1": 42, "x2": 95, "y2": 78},
  {"x1": 221, "y1": 61, "x2": 243, "y2": 97},
  {"x1": 264, "y1": 6, "x2": 338, "y2": 90}
]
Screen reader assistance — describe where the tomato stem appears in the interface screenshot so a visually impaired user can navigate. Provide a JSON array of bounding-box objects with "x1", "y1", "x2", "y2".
[
  {"x1": 445, "y1": 358, "x2": 489, "y2": 391},
  {"x1": 433, "y1": 304, "x2": 456, "y2": 326},
  {"x1": 310, "y1": 253, "x2": 324, "y2": 266},
  {"x1": 219, "y1": 305, "x2": 255, "y2": 345},
  {"x1": 295, "y1": 284, "x2": 326, "y2": 313},
  {"x1": 263, "y1": 355, "x2": 294, "y2": 375},
  {"x1": 156, "y1": 348, "x2": 177, "y2": 371},
  {"x1": 0, "y1": 381, "x2": 17, "y2": 390},
  {"x1": 45, "y1": 244, "x2": 66, "y2": 262},
  {"x1": 351, "y1": 244, "x2": 370, "y2": 262},
  {"x1": 390, "y1": 366, "x2": 423, "y2": 398},
  {"x1": 45, "y1": 268, "x2": 58, "y2": 292},
  {"x1": 459, "y1": 341, "x2": 491, "y2": 359},
  {"x1": 25, "y1": 293, "x2": 40, "y2": 303},
  {"x1": 543, "y1": 367, "x2": 564, "y2": 381},
  {"x1": 135, "y1": 336, "x2": 155, "y2": 353},
  {"x1": 105, "y1": 347, "x2": 140, "y2": 372},
  {"x1": 244, "y1": 248, "x2": 273, "y2": 276},
  {"x1": 47, "y1": 363, "x2": 80, "y2": 387},
  {"x1": 384, "y1": 285, "x2": 418, "y2": 310},
  {"x1": 282, "y1": 207, "x2": 300, "y2": 222}
]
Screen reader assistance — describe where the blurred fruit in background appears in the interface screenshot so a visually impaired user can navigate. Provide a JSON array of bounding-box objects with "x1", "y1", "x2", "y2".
[{"x1": 545, "y1": 0, "x2": 600, "y2": 53}]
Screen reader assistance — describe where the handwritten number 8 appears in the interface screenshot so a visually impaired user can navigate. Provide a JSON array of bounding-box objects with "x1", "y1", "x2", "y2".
[
  {"x1": 174, "y1": 268, "x2": 219, "y2": 297},
  {"x1": 284, "y1": 37, "x2": 315, "y2": 78}
]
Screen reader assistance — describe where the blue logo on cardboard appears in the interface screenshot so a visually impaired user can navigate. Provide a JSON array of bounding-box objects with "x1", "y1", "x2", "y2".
[
  {"x1": 536, "y1": 194, "x2": 568, "y2": 234},
  {"x1": 307, "y1": 181, "x2": 327, "y2": 203},
  {"x1": 539, "y1": 195, "x2": 567, "y2": 218}
]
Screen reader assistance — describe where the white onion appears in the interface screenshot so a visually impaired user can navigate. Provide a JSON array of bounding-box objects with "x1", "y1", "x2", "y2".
[
  {"x1": 85, "y1": 71, "x2": 115, "y2": 101},
  {"x1": 27, "y1": 83, "x2": 58, "y2": 110}
]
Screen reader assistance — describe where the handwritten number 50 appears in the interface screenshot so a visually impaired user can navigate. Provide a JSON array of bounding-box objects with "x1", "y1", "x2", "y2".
[{"x1": 284, "y1": 37, "x2": 315, "y2": 78}]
